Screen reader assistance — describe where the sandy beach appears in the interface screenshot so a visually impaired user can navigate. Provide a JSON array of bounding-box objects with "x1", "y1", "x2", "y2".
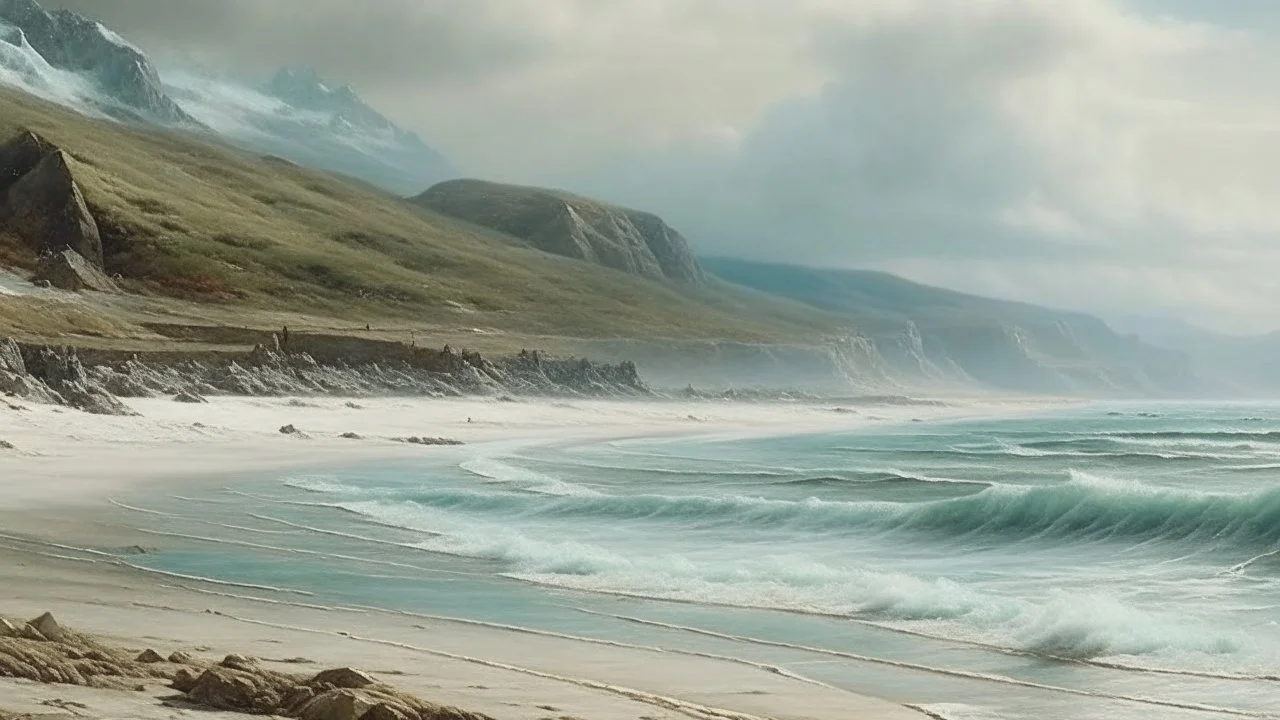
[{"x1": 0, "y1": 394, "x2": 1057, "y2": 720}]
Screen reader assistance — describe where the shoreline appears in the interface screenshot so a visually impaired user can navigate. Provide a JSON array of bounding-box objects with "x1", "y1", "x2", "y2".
[{"x1": 0, "y1": 393, "x2": 1070, "y2": 719}]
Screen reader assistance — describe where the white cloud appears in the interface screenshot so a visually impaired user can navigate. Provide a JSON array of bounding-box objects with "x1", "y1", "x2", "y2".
[{"x1": 550, "y1": 0, "x2": 1280, "y2": 332}]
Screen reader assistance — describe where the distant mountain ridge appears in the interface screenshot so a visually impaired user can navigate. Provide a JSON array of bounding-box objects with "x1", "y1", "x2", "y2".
[
  {"x1": 1108, "y1": 315, "x2": 1280, "y2": 396},
  {"x1": 0, "y1": 0, "x2": 456, "y2": 193},
  {"x1": 161, "y1": 66, "x2": 457, "y2": 195},
  {"x1": 704, "y1": 257, "x2": 1198, "y2": 396},
  {"x1": 417, "y1": 179, "x2": 705, "y2": 284}
]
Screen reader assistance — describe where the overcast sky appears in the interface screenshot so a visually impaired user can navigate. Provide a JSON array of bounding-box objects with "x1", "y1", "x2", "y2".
[{"x1": 46, "y1": 0, "x2": 1280, "y2": 333}]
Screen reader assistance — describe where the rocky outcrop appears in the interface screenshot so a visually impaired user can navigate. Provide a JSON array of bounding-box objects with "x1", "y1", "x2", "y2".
[
  {"x1": 415, "y1": 179, "x2": 704, "y2": 284},
  {"x1": 0, "y1": 0, "x2": 195, "y2": 124},
  {"x1": 0, "y1": 335, "x2": 647, "y2": 413},
  {"x1": 0, "y1": 612, "x2": 494, "y2": 720},
  {"x1": 0, "y1": 131, "x2": 104, "y2": 268},
  {"x1": 0, "y1": 340, "x2": 132, "y2": 414},
  {"x1": 33, "y1": 247, "x2": 117, "y2": 291},
  {"x1": 77, "y1": 341, "x2": 648, "y2": 402},
  {"x1": 0, "y1": 611, "x2": 173, "y2": 689}
]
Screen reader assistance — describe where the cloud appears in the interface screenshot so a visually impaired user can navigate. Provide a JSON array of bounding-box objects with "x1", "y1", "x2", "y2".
[
  {"x1": 558, "y1": 1, "x2": 1280, "y2": 331},
  {"x1": 42, "y1": 0, "x2": 829, "y2": 177}
]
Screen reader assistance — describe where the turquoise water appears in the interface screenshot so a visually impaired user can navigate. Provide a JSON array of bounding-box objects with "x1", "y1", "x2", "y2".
[{"x1": 113, "y1": 403, "x2": 1280, "y2": 719}]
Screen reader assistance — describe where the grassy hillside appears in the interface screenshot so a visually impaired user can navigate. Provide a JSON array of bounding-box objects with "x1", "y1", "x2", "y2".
[{"x1": 0, "y1": 85, "x2": 842, "y2": 346}]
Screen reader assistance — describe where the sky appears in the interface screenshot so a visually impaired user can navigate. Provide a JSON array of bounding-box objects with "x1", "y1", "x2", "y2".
[{"x1": 44, "y1": 0, "x2": 1280, "y2": 334}]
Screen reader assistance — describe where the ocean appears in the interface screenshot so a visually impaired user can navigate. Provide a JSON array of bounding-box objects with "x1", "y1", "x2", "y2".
[{"x1": 109, "y1": 402, "x2": 1280, "y2": 719}]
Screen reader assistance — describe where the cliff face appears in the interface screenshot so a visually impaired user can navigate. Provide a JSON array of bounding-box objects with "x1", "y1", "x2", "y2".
[
  {"x1": 703, "y1": 257, "x2": 1199, "y2": 397},
  {"x1": 415, "y1": 179, "x2": 705, "y2": 284}
]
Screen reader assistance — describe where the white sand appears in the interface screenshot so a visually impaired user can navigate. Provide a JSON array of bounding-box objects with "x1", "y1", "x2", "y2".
[{"x1": 0, "y1": 393, "x2": 1063, "y2": 719}]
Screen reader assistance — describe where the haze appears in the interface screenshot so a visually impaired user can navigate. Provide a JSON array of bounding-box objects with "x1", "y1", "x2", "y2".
[{"x1": 46, "y1": 0, "x2": 1280, "y2": 334}]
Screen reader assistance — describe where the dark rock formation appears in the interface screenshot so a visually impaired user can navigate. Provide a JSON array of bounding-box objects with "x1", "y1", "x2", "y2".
[
  {"x1": 416, "y1": 179, "x2": 704, "y2": 284},
  {"x1": 0, "y1": 130, "x2": 50, "y2": 194},
  {"x1": 0, "y1": 341, "x2": 132, "y2": 414},
  {"x1": 0, "y1": 0, "x2": 195, "y2": 124},
  {"x1": 33, "y1": 247, "x2": 116, "y2": 291},
  {"x1": 0, "y1": 131, "x2": 105, "y2": 268},
  {"x1": 0, "y1": 337, "x2": 61, "y2": 404}
]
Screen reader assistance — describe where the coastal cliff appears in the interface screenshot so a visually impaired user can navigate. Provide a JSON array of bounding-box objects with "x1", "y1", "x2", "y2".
[
  {"x1": 0, "y1": 335, "x2": 648, "y2": 415},
  {"x1": 415, "y1": 179, "x2": 705, "y2": 284}
]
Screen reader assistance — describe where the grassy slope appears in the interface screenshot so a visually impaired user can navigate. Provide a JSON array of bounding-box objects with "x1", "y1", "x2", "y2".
[{"x1": 0, "y1": 86, "x2": 843, "y2": 348}]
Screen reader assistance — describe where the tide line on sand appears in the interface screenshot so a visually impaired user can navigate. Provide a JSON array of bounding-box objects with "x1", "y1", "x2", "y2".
[{"x1": 573, "y1": 608, "x2": 1276, "y2": 718}]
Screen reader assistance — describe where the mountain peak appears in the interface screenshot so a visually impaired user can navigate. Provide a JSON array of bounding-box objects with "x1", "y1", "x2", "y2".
[
  {"x1": 0, "y1": 0, "x2": 194, "y2": 124},
  {"x1": 265, "y1": 67, "x2": 361, "y2": 112}
]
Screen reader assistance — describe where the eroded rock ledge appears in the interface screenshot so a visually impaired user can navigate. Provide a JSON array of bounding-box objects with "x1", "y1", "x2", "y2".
[
  {"x1": 0, "y1": 611, "x2": 492, "y2": 720},
  {"x1": 0, "y1": 335, "x2": 649, "y2": 415}
]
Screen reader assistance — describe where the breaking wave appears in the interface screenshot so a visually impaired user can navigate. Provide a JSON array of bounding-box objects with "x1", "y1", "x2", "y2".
[{"x1": 307, "y1": 468, "x2": 1280, "y2": 554}]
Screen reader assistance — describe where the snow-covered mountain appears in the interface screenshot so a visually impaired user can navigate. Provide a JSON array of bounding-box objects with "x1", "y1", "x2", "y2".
[
  {"x1": 163, "y1": 66, "x2": 457, "y2": 195},
  {"x1": 0, "y1": 0, "x2": 456, "y2": 194},
  {"x1": 0, "y1": 0, "x2": 192, "y2": 123}
]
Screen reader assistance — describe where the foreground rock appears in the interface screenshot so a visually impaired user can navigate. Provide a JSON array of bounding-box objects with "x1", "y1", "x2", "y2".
[{"x1": 0, "y1": 612, "x2": 494, "y2": 720}]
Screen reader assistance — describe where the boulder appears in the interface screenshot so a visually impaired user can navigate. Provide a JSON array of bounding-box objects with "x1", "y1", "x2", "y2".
[
  {"x1": 168, "y1": 650, "x2": 195, "y2": 664},
  {"x1": 0, "y1": 618, "x2": 17, "y2": 636},
  {"x1": 171, "y1": 667, "x2": 201, "y2": 693},
  {"x1": 219, "y1": 653, "x2": 259, "y2": 672},
  {"x1": 280, "y1": 685, "x2": 317, "y2": 714},
  {"x1": 309, "y1": 667, "x2": 376, "y2": 690},
  {"x1": 173, "y1": 389, "x2": 208, "y2": 404},
  {"x1": 135, "y1": 648, "x2": 164, "y2": 663},
  {"x1": 2, "y1": 148, "x2": 103, "y2": 266},
  {"x1": 361, "y1": 703, "x2": 415, "y2": 720},
  {"x1": 30, "y1": 612, "x2": 63, "y2": 641},
  {"x1": 32, "y1": 248, "x2": 118, "y2": 292},
  {"x1": 297, "y1": 689, "x2": 375, "y2": 720},
  {"x1": 186, "y1": 668, "x2": 262, "y2": 711}
]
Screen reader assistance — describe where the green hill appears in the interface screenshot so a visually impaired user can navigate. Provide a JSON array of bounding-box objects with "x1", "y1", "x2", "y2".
[{"x1": 0, "y1": 85, "x2": 840, "y2": 348}]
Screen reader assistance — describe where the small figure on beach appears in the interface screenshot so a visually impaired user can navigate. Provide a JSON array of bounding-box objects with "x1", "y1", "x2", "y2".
[{"x1": 281, "y1": 325, "x2": 290, "y2": 350}]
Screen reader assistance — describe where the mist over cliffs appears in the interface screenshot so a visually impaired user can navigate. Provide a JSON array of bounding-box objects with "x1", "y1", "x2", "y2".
[{"x1": 693, "y1": 258, "x2": 1198, "y2": 397}]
